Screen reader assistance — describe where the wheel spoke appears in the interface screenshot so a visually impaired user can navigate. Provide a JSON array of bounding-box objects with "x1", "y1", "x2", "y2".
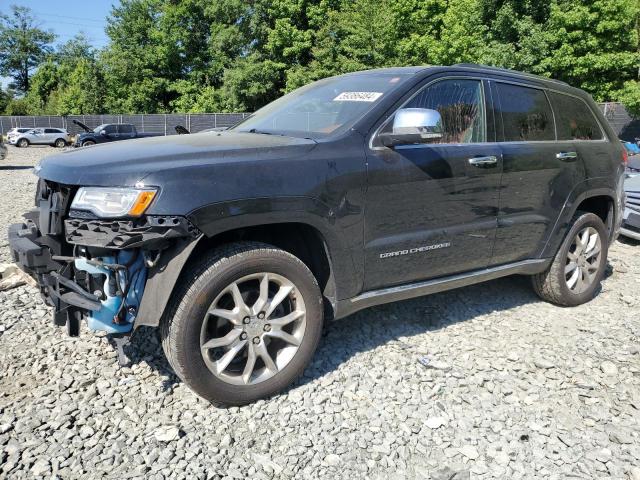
[
  {"x1": 208, "y1": 308, "x2": 241, "y2": 325},
  {"x1": 265, "y1": 284, "x2": 294, "y2": 318},
  {"x1": 213, "y1": 338, "x2": 246, "y2": 375},
  {"x1": 579, "y1": 230, "x2": 590, "y2": 249},
  {"x1": 267, "y1": 329, "x2": 301, "y2": 346},
  {"x1": 269, "y1": 310, "x2": 304, "y2": 327},
  {"x1": 201, "y1": 329, "x2": 241, "y2": 350},
  {"x1": 575, "y1": 268, "x2": 586, "y2": 292},
  {"x1": 252, "y1": 273, "x2": 270, "y2": 315},
  {"x1": 230, "y1": 282, "x2": 249, "y2": 313},
  {"x1": 565, "y1": 262, "x2": 578, "y2": 275},
  {"x1": 255, "y1": 341, "x2": 278, "y2": 373},
  {"x1": 567, "y1": 251, "x2": 578, "y2": 262},
  {"x1": 585, "y1": 246, "x2": 600, "y2": 259},
  {"x1": 242, "y1": 343, "x2": 257, "y2": 384},
  {"x1": 567, "y1": 267, "x2": 580, "y2": 289},
  {"x1": 585, "y1": 232, "x2": 598, "y2": 253}
]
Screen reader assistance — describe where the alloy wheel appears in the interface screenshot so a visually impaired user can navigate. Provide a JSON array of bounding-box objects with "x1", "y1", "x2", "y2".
[
  {"x1": 200, "y1": 272, "x2": 307, "y2": 386},
  {"x1": 565, "y1": 226, "x2": 602, "y2": 294}
]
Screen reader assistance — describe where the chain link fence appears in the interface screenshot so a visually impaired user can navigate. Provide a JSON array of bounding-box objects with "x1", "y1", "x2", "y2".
[{"x1": 0, "y1": 113, "x2": 250, "y2": 136}]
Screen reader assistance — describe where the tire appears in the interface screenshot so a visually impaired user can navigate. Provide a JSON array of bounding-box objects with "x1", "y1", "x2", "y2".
[
  {"x1": 82, "y1": 140, "x2": 96, "y2": 147},
  {"x1": 532, "y1": 211, "x2": 608, "y2": 306},
  {"x1": 161, "y1": 241, "x2": 324, "y2": 406},
  {"x1": 17, "y1": 138, "x2": 29, "y2": 148},
  {"x1": 54, "y1": 138, "x2": 66, "y2": 148}
]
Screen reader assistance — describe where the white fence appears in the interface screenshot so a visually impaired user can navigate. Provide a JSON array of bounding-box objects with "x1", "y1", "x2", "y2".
[{"x1": 0, "y1": 113, "x2": 250, "y2": 136}]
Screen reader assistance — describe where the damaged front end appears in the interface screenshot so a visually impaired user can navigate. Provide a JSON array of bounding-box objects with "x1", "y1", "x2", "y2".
[{"x1": 9, "y1": 179, "x2": 201, "y2": 342}]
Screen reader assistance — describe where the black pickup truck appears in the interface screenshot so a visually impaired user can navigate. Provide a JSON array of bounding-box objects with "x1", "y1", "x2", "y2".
[
  {"x1": 73, "y1": 120, "x2": 162, "y2": 147},
  {"x1": 9, "y1": 64, "x2": 625, "y2": 405}
]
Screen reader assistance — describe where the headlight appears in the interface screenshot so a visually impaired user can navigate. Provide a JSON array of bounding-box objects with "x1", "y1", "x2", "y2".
[{"x1": 71, "y1": 187, "x2": 157, "y2": 218}]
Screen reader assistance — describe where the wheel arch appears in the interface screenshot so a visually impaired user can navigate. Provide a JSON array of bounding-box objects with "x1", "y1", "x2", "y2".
[
  {"x1": 135, "y1": 217, "x2": 351, "y2": 330},
  {"x1": 541, "y1": 185, "x2": 617, "y2": 259}
]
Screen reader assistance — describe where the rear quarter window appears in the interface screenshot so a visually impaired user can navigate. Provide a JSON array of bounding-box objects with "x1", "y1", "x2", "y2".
[
  {"x1": 495, "y1": 83, "x2": 555, "y2": 142},
  {"x1": 547, "y1": 91, "x2": 603, "y2": 141}
]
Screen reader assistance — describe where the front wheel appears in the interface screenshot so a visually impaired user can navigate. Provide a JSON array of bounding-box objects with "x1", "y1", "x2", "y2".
[
  {"x1": 17, "y1": 138, "x2": 29, "y2": 148},
  {"x1": 161, "y1": 242, "x2": 324, "y2": 406},
  {"x1": 532, "y1": 211, "x2": 608, "y2": 306},
  {"x1": 82, "y1": 140, "x2": 95, "y2": 147}
]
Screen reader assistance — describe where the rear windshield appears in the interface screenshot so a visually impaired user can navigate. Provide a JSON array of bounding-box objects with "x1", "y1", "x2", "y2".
[{"x1": 233, "y1": 73, "x2": 411, "y2": 139}]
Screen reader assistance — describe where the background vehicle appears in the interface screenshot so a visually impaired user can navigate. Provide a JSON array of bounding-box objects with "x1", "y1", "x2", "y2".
[
  {"x1": 9, "y1": 64, "x2": 625, "y2": 406},
  {"x1": 7, "y1": 127, "x2": 33, "y2": 143},
  {"x1": 73, "y1": 121, "x2": 162, "y2": 147},
  {"x1": 9, "y1": 128, "x2": 70, "y2": 148},
  {"x1": 620, "y1": 173, "x2": 640, "y2": 240},
  {"x1": 0, "y1": 138, "x2": 6, "y2": 160}
]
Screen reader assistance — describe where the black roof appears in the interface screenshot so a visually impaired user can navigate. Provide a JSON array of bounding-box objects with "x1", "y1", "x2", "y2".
[
  {"x1": 347, "y1": 63, "x2": 572, "y2": 88},
  {"x1": 453, "y1": 63, "x2": 569, "y2": 86}
]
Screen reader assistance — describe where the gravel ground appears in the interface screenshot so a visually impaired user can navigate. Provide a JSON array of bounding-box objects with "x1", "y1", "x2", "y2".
[{"x1": 1, "y1": 146, "x2": 639, "y2": 480}]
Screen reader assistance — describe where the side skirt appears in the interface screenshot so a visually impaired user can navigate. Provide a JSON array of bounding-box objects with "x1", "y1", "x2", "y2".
[{"x1": 335, "y1": 258, "x2": 552, "y2": 319}]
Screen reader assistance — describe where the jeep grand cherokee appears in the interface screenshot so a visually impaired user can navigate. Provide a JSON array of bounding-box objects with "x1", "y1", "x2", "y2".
[{"x1": 9, "y1": 64, "x2": 625, "y2": 405}]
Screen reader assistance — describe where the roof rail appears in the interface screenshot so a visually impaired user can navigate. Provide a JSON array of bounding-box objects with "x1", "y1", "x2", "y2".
[{"x1": 453, "y1": 63, "x2": 569, "y2": 86}]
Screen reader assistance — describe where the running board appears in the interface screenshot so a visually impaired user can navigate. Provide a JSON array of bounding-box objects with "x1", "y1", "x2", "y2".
[{"x1": 335, "y1": 258, "x2": 551, "y2": 319}]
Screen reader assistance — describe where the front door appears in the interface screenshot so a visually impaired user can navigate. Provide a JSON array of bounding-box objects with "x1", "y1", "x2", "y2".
[{"x1": 364, "y1": 78, "x2": 502, "y2": 290}]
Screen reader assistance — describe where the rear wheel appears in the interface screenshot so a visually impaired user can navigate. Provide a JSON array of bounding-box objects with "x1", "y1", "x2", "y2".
[
  {"x1": 532, "y1": 211, "x2": 608, "y2": 306},
  {"x1": 54, "y1": 138, "x2": 66, "y2": 148},
  {"x1": 161, "y1": 242, "x2": 324, "y2": 405},
  {"x1": 17, "y1": 138, "x2": 29, "y2": 148}
]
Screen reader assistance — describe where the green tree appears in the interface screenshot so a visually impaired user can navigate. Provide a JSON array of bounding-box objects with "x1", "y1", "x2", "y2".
[
  {"x1": 619, "y1": 80, "x2": 640, "y2": 118},
  {"x1": 0, "y1": 5, "x2": 55, "y2": 92},
  {"x1": 56, "y1": 58, "x2": 105, "y2": 114}
]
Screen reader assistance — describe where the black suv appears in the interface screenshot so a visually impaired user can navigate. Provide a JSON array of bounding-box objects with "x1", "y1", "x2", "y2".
[{"x1": 9, "y1": 64, "x2": 625, "y2": 405}]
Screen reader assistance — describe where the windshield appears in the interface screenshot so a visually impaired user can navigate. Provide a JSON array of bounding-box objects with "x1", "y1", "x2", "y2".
[
  {"x1": 93, "y1": 124, "x2": 107, "y2": 133},
  {"x1": 232, "y1": 73, "x2": 411, "y2": 138}
]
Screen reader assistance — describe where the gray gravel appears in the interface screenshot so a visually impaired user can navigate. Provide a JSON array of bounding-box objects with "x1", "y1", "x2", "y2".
[{"x1": 1, "y1": 146, "x2": 639, "y2": 479}]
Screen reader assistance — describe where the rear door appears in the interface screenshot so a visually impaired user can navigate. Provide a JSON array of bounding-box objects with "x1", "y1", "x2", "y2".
[
  {"x1": 490, "y1": 81, "x2": 586, "y2": 264},
  {"x1": 546, "y1": 91, "x2": 610, "y2": 179},
  {"x1": 118, "y1": 124, "x2": 135, "y2": 140},
  {"x1": 44, "y1": 128, "x2": 59, "y2": 143}
]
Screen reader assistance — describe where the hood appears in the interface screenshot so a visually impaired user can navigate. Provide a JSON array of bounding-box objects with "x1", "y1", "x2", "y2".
[
  {"x1": 72, "y1": 119, "x2": 93, "y2": 133},
  {"x1": 37, "y1": 131, "x2": 317, "y2": 186}
]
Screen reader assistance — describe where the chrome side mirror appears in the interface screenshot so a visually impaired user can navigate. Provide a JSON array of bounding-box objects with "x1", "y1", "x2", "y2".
[{"x1": 379, "y1": 108, "x2": 443, "y2": 147}]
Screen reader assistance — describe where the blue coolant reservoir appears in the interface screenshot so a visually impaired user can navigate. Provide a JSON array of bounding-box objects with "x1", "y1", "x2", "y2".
[{"x1": 74, "y1": 250, "x2": 147, "y2": 334}]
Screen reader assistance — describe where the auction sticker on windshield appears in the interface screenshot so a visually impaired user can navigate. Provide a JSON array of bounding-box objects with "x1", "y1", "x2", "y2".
[{"x1": 333, "y1": 92, "x2": 383, "y2": 102}]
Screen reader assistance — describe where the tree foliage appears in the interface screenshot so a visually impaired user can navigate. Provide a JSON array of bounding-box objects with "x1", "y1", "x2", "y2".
[
  {"x1": 0, "y1": 5, "x2": 55, "y2": 93},
  {"x1": 1, "y1": 0, "x2": 639, "y2": 114}
]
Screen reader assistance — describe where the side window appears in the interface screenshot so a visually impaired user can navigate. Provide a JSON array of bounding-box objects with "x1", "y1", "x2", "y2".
[
  {"x1": 547, "y1": 92, "x2": 603, "y2": 141},
  {"x1": 44, "y1": 128, "x2": 57, "y2": 134},
  {"x1": 104, "y1": 125, "x2": 117, "y2": 134},
  {"x1": 383, "y1": 79, "x2": 486, "y2": 144},
  {"x1": 496, "y1": 83, "x2": 555, "y2": 141},
  {"x1": 118, "y1": 124, "x2": 133, "y2": 134}
]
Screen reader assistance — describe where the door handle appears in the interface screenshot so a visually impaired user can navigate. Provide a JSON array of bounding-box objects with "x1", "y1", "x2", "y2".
[
  {"x1": 556, "y1": 151, "x2": 578, "y2": 160},
  {"x1": 468, "y1": 155, "x2": 498, "y2": 167}
]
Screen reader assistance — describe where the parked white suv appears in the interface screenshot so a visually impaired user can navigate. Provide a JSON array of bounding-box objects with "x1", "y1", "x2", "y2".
[{"x1": 10, "y1": 128, "x2": 70, "y2": 148}]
